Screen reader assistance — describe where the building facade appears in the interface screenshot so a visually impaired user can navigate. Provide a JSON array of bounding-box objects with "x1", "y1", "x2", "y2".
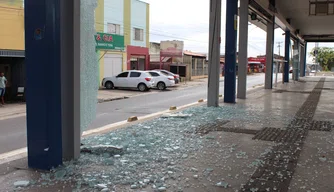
[
  {"x1": 96, "y1": 0, "x2": 150, "y2": 84},
  {"x1": 0, "y1": 1, "x2": 25, "y2": 101},
  {"x1": 183, "y1": 51, "x2": 207, "y2": 80}
]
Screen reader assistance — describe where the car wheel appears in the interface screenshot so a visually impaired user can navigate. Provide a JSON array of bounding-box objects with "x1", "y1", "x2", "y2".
[
  {"x1": 105, "y1": 81, "x2": 114, "y2": 89},
  {"x1": 157, "y1": 82, "x2": 166, "y2": 90},
  {"x1": 138, "y1": 83, "x2": 147, "y2": 92}
]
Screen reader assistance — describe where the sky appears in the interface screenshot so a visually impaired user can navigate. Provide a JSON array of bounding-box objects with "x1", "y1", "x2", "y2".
[{"x1": 141, "y1": 0, "x2": 334, "y2": 63}]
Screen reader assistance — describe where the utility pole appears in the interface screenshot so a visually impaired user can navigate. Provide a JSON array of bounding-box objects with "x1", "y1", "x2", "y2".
[
  {"x1": 277, "y1": 41, "x2": 283, "y2": 56},
  {"x1": 276, "y1": 41, "x2": 283, "y2": 74},
  {"x1": 315, "y1": 42, "x2": 319, "y2": 73},
  {"x1": 315, "y1": 42, "x2": 319, "y2": 63}
]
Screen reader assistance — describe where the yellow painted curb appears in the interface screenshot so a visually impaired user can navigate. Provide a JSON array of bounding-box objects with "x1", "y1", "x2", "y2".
[
  {"x1": 198, "y1": 99, "x2": 204, "y2": 103},
  {"x1": 127, "y1": 116, "x2": 138, "y2": 122},
  {"x1": 169, "y1": 106, "x2": 177, "y2": 110}
]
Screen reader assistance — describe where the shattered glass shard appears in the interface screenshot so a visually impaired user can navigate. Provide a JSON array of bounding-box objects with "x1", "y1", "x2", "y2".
[
  {"x1": 14, "y1": 181, "x2": 30, "y2": 188},
  {"x1": 55, "y1": 169, "x2": 67, "y2": 180},
  {"x1": 96, "y1": 184, "x2": 108, "y2": 189},
  {"x1": 216, "y1": 181, "x2": 229, "y2": 188}
]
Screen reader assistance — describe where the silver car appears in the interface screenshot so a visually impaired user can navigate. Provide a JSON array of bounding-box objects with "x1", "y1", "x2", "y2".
[{"x1": 153, "y1": 69, "x2": 180, "y2": 84}]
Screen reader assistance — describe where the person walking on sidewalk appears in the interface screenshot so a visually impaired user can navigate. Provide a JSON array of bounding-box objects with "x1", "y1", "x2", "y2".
[{"x1": 0, "y1": 72, "x2": 7, "y2": 106}]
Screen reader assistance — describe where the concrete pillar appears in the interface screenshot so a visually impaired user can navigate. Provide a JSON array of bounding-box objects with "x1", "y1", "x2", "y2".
[
  {"x1": 293, "y1": 41, "x2": 300, "y2": 81},
  {"x1": 265, "y1": 17, "x2": 275, "y2": 89},
  {"x1": 284, "y1": 31, "x2": 290, "y2": 82},
  {"x1": 207, "y1": 0, "x2": 221, "y2": 107},
  {"x1": 300, "y1": 44, "x2": 306, "y2": 77},
  {"x1": 303, "y1": 43, "x2": 307, "y2": 76},
  {"x1": 237, "y1": 0, "x2": 248, "y2": 99},
  {"x1": 224, "y1": 0, "x2": 238, "y2": 103},
  {"x1": 60, "y1": 0, "x2": 81, "y2": 160}
]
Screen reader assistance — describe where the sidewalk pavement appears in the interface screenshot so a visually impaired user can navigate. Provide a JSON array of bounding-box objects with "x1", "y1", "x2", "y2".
[{"x1": 1, "y1": 76, "x2": 334, "y2": 192}]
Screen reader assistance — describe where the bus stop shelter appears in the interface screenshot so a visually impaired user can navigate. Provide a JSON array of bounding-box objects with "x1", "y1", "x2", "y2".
[
  {"x1": 23, "y1": 0, "x2": 334, "y2": 170},
  {"x1": 207, "y1": 0, "x2": 334, "y2": 106}
]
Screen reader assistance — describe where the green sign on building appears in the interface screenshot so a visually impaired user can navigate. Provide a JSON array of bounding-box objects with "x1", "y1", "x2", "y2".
[{"x1": 95, "y1": 32, "x2": 125, "y2": 50}]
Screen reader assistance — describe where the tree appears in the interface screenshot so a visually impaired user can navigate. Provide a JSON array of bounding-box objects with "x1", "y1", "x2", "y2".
[{"x1": 310, "y1": 47, "x2": 334, "y2": 71}]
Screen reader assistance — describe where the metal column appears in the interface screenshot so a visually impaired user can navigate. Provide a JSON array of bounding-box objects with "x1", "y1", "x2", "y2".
[
  {"x1": 300, "y1": 44, "x2": 306, "y2": 77},
  {"x1": 224, "y1": 0, "x2": 238, "y2": 103},
  {"x1": 25, "y1": 0, "x2": 81, "y2": 170},
  {"x1": 25, "y1": 0, "x2": 63, "y2": 169},
  {"x1": 207, "y1": 0, "x2": 221, "y2": 107},
  {"x1": 284, "y1": 31, "x2": 290, "y2": 82},
  {"x1": 237, "y1": 0, "x2": 248, "y2": 99},
  {"x1": 265, "y1": 17, "x2": 275, "y2": 89}
]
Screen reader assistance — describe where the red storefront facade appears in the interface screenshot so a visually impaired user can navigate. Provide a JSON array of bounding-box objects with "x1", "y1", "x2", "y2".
[{"x1": 126, "y1": 45, "x2": 150, "y2": 70}]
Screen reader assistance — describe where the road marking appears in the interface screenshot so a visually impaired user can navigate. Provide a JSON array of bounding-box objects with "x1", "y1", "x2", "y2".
[{"x1": 0, "y1": 147, "x2": 27, "y2": 165}]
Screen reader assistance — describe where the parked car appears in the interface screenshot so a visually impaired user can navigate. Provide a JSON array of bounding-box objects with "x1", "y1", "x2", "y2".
[
  {"x1": 102, "y1": 70, "x2": 154, "y2": 92},
  {"x1": 148, "y1": 71, "x2": 175, "y2": 90},
  {"x1": 153, "y1": 69, "x2": 180, "y2": 84}
]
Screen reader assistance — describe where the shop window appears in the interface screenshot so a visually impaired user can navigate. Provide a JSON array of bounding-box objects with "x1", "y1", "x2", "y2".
[
  {"x1": 134, "y1": 28, "x2": 144, "y2": 41},
  {"x1": 107, "y1": 23, "x2": 120, "y2": 34}
]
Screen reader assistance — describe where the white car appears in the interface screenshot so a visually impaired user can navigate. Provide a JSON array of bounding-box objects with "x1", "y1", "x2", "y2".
[
  {"x1": 148, "y1": 71, "x2": 175, "y2": 90},
  {"x1": 153, "y1": 69, "x2": 180, "y2": 84},
  {"x1": 102, "y1": 70, "x2": 154, "y2": 92}
]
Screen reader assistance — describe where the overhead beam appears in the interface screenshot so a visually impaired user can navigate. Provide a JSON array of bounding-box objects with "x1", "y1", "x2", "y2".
[
  {"x1": 303, "y1": 34, "x2": 334, "y2": 42},
  {"x1": 250, "y1": 0, "x2": 305, "y2": 43}
]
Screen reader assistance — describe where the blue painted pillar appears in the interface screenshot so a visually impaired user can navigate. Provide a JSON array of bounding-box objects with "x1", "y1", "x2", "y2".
[
  {"x1": 25, "y1": 0, "x2": 63, "y2": 169},
  {"x1": 224, "y1": 0, "x2": 238, "y2": 103},
  {"x1": 284, "y1": 31, "x2": 290, "y2": 82}
]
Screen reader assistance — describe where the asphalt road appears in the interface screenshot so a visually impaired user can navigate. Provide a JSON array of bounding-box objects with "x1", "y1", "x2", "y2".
[{"x1": 0, "y1": 74, "x2": 276, "y2": 154}]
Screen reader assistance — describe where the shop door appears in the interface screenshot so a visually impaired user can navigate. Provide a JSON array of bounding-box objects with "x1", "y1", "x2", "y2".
[{"x1": 104, "y1": 54, "x2": 122, "y2": 78}]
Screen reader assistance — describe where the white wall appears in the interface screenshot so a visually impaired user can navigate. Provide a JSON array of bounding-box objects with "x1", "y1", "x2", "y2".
[{"x1": 130, "y1": 0, "x2": 147, "y2": 47}]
